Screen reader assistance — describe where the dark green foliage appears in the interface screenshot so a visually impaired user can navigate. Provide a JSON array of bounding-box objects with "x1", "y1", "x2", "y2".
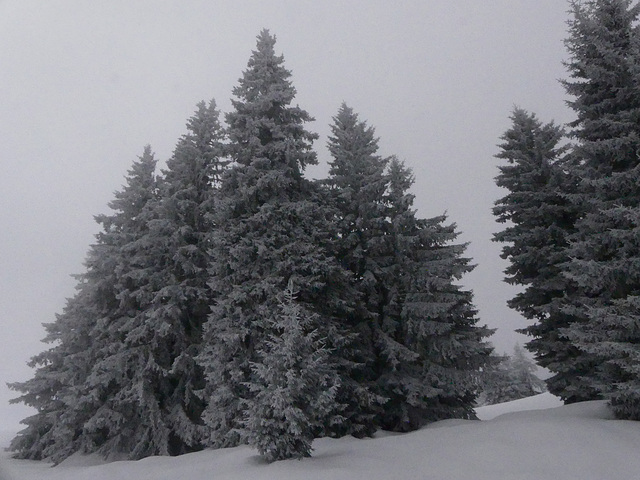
[
  {"x1": 327, "y1": 107, "x2": 493, "y2": 431},
  {"x1": 491, "y1": 108, "x2": 591, "y2": 402},
  {"x1": 198, "y1": 31, "x2": 360, "y2": 451},
  {"x1": 560, "y1": 0, "x2": 640, "y2": 416}
]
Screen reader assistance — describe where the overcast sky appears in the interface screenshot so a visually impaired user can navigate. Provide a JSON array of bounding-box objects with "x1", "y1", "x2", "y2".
[{"x1": 0, "y1": 1, "x2": 575, "y2": 430}]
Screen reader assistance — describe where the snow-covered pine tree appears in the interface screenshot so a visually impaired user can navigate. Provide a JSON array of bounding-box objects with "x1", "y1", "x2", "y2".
[
  {"x1": 8, "y1": 288, "x2": 99, "y2": 463},
  {"x1": 379, "y1": 158, "x2": 494, "y2": 427},
  {"x1": 117, "y1": 100, "x2": 226, "y2": 455},
  {"x1": 77, "y1": 145, "x2": 165, "y2": 459},
  {"x1": 54, "y1": 101, "x2": 225, "y2": 461},
  {"x1": 199, "y1": 30, "x2": 363, "y2": 448},
  {"x1": 560, "y1": 0, "x2": 640, "y2": 417},
  {"x1": 8, "y1": 146, "x2": 159, "y2": 463},
  {"x1": 509, "y1": 343, "x2": 546, "y2": 396},
  {"x1": 491, "y1": 108, "x2": 589, "y2": 402},
  {"x1": 481, "y1": 344, "x2": 546, "y2": 405},
  {"x1": 324, "y1": 103, "x2": 391, "y2": 431},
  {"x1": 242, "y1": 280, "x2": 340, "y2": 462},
  {"x1": 326, "y1": 103, "x2": 390, "y2": 309}
]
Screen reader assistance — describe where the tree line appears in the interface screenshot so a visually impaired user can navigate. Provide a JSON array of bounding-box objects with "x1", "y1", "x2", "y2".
[{"x1": 9, "y1": 30, "x2": 493, "y2": 463}]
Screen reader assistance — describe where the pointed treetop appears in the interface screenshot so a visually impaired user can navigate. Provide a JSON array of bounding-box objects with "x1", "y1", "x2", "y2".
[
  {"x1": 233, "y1": 29, "x2": 295, "y2": 104},
  {"x1": 496, "y1": 107, "x2": 565, "y2": 167},
  {"x1": 255, "y1": 29, "x2": 277, "y2": 57},
  {"x1": 387, "y1": 157, "x2": 414, "y2": 194},
  {"x1": 184, "y1": 99, "x2": 222, "y2": 153},
  {"x1": 226, "y1": 30, "x2": 317, "y2": 173},
  {"x1": 328, "y1": 103, "x2": 382, "y2": 176}
]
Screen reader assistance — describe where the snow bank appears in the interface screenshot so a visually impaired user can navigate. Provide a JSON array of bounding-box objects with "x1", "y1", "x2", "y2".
[
  {"x1": 475, "y1": 391, "x2": 564, "y2": 420},
  {"x1": 2, "y1": 393, "x2": 639, "y2": 480}
]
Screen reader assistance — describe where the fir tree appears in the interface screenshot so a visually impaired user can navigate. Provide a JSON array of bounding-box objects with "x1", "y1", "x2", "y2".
[
  {"x1": 326, "y1": 103, "x2": 390, "y2": 309},
  {"x1": 57, "y1": 100, "x2": 224, "y2": 461},
  {"x1": 560, "y1": 0, "x2": 640, "y2": 417},
  {"x1": 242, "y1": 280, "x2": 340, "y2": 462},
  {"x1": 120, "y1": 100, "x2": 226, "y2": 456},
  {"x1": 326, "y1": 107, "x2": 492, "y2": 430},
  {"x1": 481, "y1": 344, "x2": 546, "y2": 406},
  {"x1": 8, "y1": 288, "x2": 99, "y2": 463},
  {"x1": 77, "y1": 145, "x2": 164, "y2": 459},
  {"x1": 491, "y1": 108, "x2": 589, "y2": 402},
  {"x1": 324, "y1": 103, "x2": 391, "y2": 432},
  {"x1": 199, "y1": 30, "x2": 362, "y2": 448},
  {"x1": 8, "y1": 146, "x2": 159, "y2": 463},
  {"x1": 380, "y1": 159, "x2": 494, "y2": 427}
]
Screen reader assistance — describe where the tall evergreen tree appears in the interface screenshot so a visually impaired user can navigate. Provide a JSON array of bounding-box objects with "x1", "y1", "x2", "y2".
[
  {"x1": 77, "y1": 145, "x2": 164, "y2": 459},
  {"x1": 324, "y1": 103, "x2": 390, "y2": 429},
  {"x1": 326, "y1": 103, "x2": 390, "y2": 318},
  {"x1": 8, "y1": 288, "x2": 99, "y2": 463},
  {"x1": 560, "y1": 0, "x2": 640, "y2": 417},
  {"x1": 8, "y1": 146, "x2": 159, "y2": 463},
  {"x1": 491, "y1": 108, "x2": 590, "y2": 402},
  {"x1": 40, "y1": 101, "x2": 225, "y2": 461},
  {"x1": 118, "y1": 99, "x2": 226, "y2": 456},
  {"x1": 326, "y1": 107, "x2": 492, "y2": 429},
  {"x1": 198, "y1": 31, "x2": 364, "y2": 452},
  {"x1": 379, "y1": 158, "x2": 494, "y2": 428}
]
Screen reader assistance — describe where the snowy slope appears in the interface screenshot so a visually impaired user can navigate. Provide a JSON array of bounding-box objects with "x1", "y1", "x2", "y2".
[{"x1": 1, "y1": 393, "x2": 639, "y2": 480}]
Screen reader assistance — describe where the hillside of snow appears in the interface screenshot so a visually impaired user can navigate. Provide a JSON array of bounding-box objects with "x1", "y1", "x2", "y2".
[{"x1": 2, "y1": 393, "x2": 639, "y2": 480}]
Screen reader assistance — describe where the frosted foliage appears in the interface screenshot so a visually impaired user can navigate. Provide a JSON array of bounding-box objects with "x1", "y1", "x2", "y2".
[
  {"x1": 480, "y1": 345, "x2": 546, "y2": 406},
  {"x1": 242, "y1": 281, "x2": 340, "y2": 461},
  {"x1": 327, "y1": 106, "x2": 493, "y2": 431},
  {"x1": 8, "y1": 147, "x2": 160, "y2": 463},
  {"x1": 560, "y1": 0, "x2": 640, "y2": 416},
  {"x1": 491, "y1": 108, "x2": 588, "y2": 402},
  {"x1": 199, "y1": 30, "x2": 361, "y2": 448}
]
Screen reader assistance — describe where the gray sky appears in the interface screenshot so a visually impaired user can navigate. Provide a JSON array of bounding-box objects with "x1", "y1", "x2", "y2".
[{"x1": 0, "y1": 1, "x2": 574, "y2": 431}]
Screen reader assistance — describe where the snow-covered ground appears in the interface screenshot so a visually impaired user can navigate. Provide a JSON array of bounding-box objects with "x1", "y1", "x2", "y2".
[{"x1": 1, "y1": 393, "x2": 638, "y2": 480}]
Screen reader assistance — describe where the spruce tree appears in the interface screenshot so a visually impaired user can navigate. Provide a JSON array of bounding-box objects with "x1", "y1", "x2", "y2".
[
  {"x1": 77, "y1": 145, "x2": 164, "y2": 459},
  {"x1": 560, "y1": 0, "x2": 640, "y2": 417},
  {"x1": 198, "y1": 30, "x2": 364, "y2": 450},
  {"x1": 242, "y1": 280, "x2": 340, "y2": 462},
  {"x1": 54, "y1": 101, "x2": 224, "y2": 461},
  {"x1": 380, "y1": 158, "x2": 494, "y2": 427},
  {"x1": 326, "y1": 102, "x2": 390, "y2": 315},
  {"x1": 324, "y1": 103, "x2": 390, "y2": 431},
  {"x1": 491, "y1": 108, "x2": 590, "y2": 402},
  {"x1": 118, "y1": 100, "x2": 225, "y2": 456},
  {"x1": 8, "y1": 146, "x2": 159, "y2": 463},
  {"x1": 481, "y1": 345, "x2": 546, "y2": 406},
  {"x1": 8, "y1": 289, "x2": 99, "y2": 463},
  {"x1": 326, "y1": 107, "x2": 492, "y2": 430}
]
